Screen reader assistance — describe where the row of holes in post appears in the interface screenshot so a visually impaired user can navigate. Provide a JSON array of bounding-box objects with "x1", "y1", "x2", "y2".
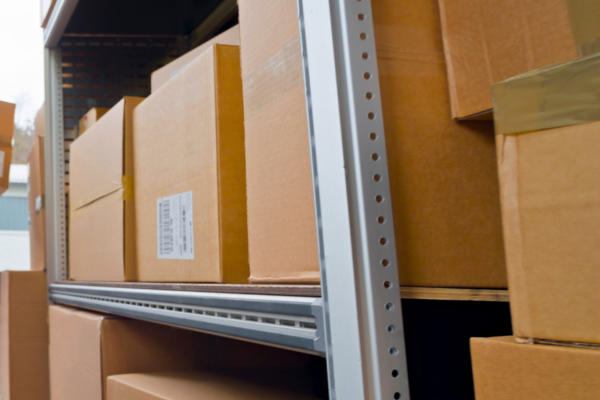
[{"x1": 357, "y1": 1, "x2": 401, "y2": 399}]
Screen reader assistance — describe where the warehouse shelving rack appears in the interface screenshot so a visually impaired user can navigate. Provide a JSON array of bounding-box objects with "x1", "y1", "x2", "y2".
[{"x1": 42, "y1": 1, "x2": 411, "y2": 399}]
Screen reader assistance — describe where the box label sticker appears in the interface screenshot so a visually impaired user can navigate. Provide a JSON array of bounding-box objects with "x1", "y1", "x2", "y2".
[
  {"x1": 0, "y1": 150, "x2": 4, "y2": 178},
  {"x1": 157, "y1": 191, "x2": 194, "y2": 260}
]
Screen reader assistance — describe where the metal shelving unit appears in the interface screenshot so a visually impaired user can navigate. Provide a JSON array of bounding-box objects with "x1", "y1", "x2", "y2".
[{"x1": 43, "y1": 1, "x2": 410, "y2": 399}]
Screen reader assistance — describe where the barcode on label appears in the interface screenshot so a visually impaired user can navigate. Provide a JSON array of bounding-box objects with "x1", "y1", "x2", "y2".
[{"x1": 157, "y1": 191, "x2": 194, "y2": 260}]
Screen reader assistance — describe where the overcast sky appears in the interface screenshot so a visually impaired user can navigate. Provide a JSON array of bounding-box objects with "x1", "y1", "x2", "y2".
[{"x1": 0, "y1": 0, "x2": 45, "y2": 127}]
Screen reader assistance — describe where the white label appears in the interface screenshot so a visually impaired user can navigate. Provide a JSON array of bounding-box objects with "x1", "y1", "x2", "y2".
[
  {"x1": 157, "y1": 191, "x2": 194, "y2": 260},
  {"x1": 0, "y1": 150, "x2": 4, "y2": 178}
]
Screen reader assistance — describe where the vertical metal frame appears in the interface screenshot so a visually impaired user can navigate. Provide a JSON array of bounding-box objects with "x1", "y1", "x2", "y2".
[
  {"x1": 44, "y1": 48, "x2": 68, "y2": 285},
  {"x1": 299, "y1": 0, "x2": 410, "y2": 399}
]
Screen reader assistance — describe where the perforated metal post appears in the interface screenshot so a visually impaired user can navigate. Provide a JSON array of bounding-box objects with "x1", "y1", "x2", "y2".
[{"x1": 299, "y1": 0, "x2": 410, "y2": 398}]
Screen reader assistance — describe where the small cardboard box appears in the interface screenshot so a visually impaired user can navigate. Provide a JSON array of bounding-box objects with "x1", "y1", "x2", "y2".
[
  {"x1": 78, "y1": 107, "x2": 110, "y2": 136},
  {"x1": 151, "y1": 25, "x2": 240, "y2": 93},
  {"x1": 134, "y1": 44, "x2": 248, "y2": 283},
  {"x1": 239, "y1": 0, "x2": 507, "y2": 287},
  {"x1": 108, "y1": 371, "x2": 319, "y2": 400},
  {"x1": 49, "y1": 305, "x2": 211, "y2": 400},
  {"x1": 0, "y1": 101, "x2": 15, "y2": 196},
  {"x1": 471, "y1": 336, "x2": 600, "y2": 400},
  {"x1": 0, "y1": 271, "x2": 49, "y2": 400},
  {"x1": 438, "y1": 0, "x2": 600, "y2": 119},
  {"x1": 495, "y1": 55, "x2": 600, "y2": 343},
  {"x1": 28, "y1": 135, "x2": 46, "y2": 271},
  {"x1": 69, "y1": 97, "x2": 144, "y2": 281}
]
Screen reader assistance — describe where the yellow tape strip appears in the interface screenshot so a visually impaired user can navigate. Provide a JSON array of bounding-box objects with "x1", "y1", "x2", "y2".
[
  {"x1": 122, "y1": 175, "x2": 134, "y2": 201},
  {"x1": 72, "y1": 175, "x2": 133, "y2": 211},
  {"x1": 493, "y1": 52, "x2": 600, "y2": 136},
  {"x1": 567, "y1": 0, "x2": 600, "y2": 57}
]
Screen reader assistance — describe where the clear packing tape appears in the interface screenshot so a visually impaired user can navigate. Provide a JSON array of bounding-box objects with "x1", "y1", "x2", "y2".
[
  {"x1": 493, "y1": 52, "x2": 600, "y2": 136},
  {"x1": 71, "y1": 175, "x2": 134, "y2": 213}
]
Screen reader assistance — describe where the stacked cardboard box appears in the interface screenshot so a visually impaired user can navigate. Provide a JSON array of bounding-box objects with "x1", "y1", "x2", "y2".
[
  {"x1": 0, "y1": 101, "x2": 15, "y2": 196},
  {"x1": 438, "y1": 0, "x2": 600, "y2": 119},
  {"x1": 78, "y1": 107, "x2": 110, "y2": 136},
  {"x1": 29, "y1": 104, "x2": 46, "y2": 271},
  {"x1": 239, "y1": 0, "x2": 506, "y2": 287},
  {"x1": 0, "y1": 271, "x2": 49, "y2": 400},
  {"x1": 472, "y1": 53, "x2": 600, "y2": 399}
]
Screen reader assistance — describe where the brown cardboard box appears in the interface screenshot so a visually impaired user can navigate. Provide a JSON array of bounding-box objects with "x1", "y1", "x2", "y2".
[
  {"x1": 40, "y1": 0, "x2": 58, "y2": 28},
  {"x1": 0, "y1": 271, "x2": 49, "y2": 400},
  {"x1": 0, "y1": 101, "x2": 15, "y2": 196},
  {"x1": 69, "y1": 97, "x2": 143, "y2": 281},
  {"x1": 107, "y1": 371, "x2": 319, "y2": 400},
  {"x1": 49, "y1": 305, "x2": 313, "y2": 400},
  {"x1": 78, "y1": 107, "x2": 110, "y2": 136},
  {"x1": 29, "y1": 135, "x2": 46, "y2": 271},
  {"x1": 471, "y1": 336, "x2": 600, "y2": 400},
  {"x1": 34, "y1": 103, "x2": 45, "y2": 137},
  {"x1": 438, "y1": 0, "x2": 600, "y2": 119},
  {"x1": 240, "y1": 0, "x2": 506, "y2": 287},
  {"x1": 494, "y1": 55, "x2": 600, "y2": 342},
  {"x1": 151, "y1": 25, "x2": 240, "y2": 93},
  {"x1": 134, "y1": 44, "x2": 248, "y2": 283}
]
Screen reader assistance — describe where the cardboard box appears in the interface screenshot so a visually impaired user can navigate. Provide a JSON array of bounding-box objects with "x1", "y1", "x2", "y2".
[
  {"x1": 495, "y1": 55, "x2": 600, "y2": 342},
  {"x1": 240, "y1": 0, "x2": 507, "y2": 287},
  {"x1": 108, "y1": 371, "x2": 319, "y2": 400},
  {"x1": 78, "y1": 107, "x2": 110, "y2": 136},
  {"x1": 29, "y1": 135, "x2": 46, "y2": 271},
  {"x1": 69, "y1": 97, "x2": 143, "y2": 281},
  {"x1": 471, "y1": 336, "x2": 600, "y2": 400},
  {"x1": 40, "y1": 0, "x2": 58, "y2": 28},
  {"x1": 151, "y1": 25, "x2": 240, "y2": 93},
  {"x1": 438, "y1": 0, "x2": 600, "y2": 119},
  {"x1": 0, "y1": 101, "x2": 15, "y2": 197},
  {"x1": 34, "y1": 103, "x2": 45, "y2": 137},
  {"x1": 0, "y1": 271, "x2": 49, "y2": 400},
  {"x1": 134, "y1": 44, "x2": 248, "y2": 283}
]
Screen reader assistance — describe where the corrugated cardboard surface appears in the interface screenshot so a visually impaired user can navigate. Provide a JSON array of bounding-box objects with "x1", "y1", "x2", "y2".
[
  {"x1": 79, "y1": 107, "x2": 110, "y2": 136},
  {"x1": 375, "y1": 0, "x2": 506, "y2": 287},
  {"x1": 40, "y1": 0, "x2": 57, "y2": 28},
  {"x1": 239, "y1": 0, "x2": 320, "y2": 284},
  {"x1": 240, "y1": 0, "x2": 506, "y2": 286},
  {"x1": 0, "y1": 271, "x2": 49, "y2": 400},
  {"x1": 69, "y1": 97, "x2": 143, "y2": 281},
  {"x1": 49, "y1": 305, "x2": 211, "y2": 400},
  {"x1": 134, "y1": 44, "x2": 248, "y2": 283},
  {"x1": 29, "y1": 136, "x2": 46, "y2": 271},
  {"x1": 497, "y1": 121, "x2": 600, "y2": 342},
  {"x1": 151, "y1": 25, "x2": 240, "y2": 93},
  {"x1": 471, "y1": 336, "x2": 600, "y2": 400},
  {"x1": 437, "y1": 0, "x2": 599, "y2": 119},
  {"x1": 107, "y1": 371, "x2": 319, "y2": 400},
  {"x1": 0, "y1": 101, "x2": 15, "y2": 196}
]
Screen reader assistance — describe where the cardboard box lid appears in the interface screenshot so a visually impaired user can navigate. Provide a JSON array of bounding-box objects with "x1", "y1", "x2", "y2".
[
  {"x1": 151, "y1": 25, "x2": 240, "y2": 93},
  {"x1": 494, "y1": 52, "x2": 600, "y2": 136},
  {"x1": 437, "y1": 0, "x2": 600, "y2": 119},
  {"x1": 1, "y1": 271, "x2": 49, "y2": 400},
  {"x1": 29, "y1": 136, "x2": 46, "y2": 271},
  {"x1": 69, "y1": 97, "x2": 143, "y2": 281},
  {"x1": 134, "y1": 44, "x2": 248, "y2": 283},
  {"x1": 108, "y1": 371, "x2": 320, "y2": 400},
  {"x1": 497, "y1": 121, "x2": 600, "y2": 342},
  {"x1": 471, "y1": 336, "x2": 600, "y2": 400}
]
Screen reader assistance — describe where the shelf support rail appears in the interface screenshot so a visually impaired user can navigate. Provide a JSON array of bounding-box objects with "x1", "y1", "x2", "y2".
[{"x1": 298, "y1": 0, "x2": 410, "y2": 399}]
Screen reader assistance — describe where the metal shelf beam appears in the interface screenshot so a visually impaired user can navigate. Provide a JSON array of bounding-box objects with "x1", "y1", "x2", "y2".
[{"x1": 49, "y1": 284, "x2": 325, "y2": 356}]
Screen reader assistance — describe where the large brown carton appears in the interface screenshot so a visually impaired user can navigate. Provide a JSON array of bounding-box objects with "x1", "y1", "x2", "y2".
[
  {"x1": 0, "y1": 101, "x2": 15, "y2": 196},
  {"x1": 495, "y1": 55, "x2": 600, "y2": 343},
  {"x1": 29, "y1": 135, "x2": 46, "y2": 271},
  {"x1": 78, "y1": 107, "x2": 110, "y2": 136},
  {"x1": 438, "y1": 0, "x2": 600, "y2": 119},
  {"x1": 108, "y1": 371, "x2": 319, "y2": 400},
  {"x1": 471, "y1": 336, "x2": 600, "y2": 400},
  {"x1": 240, "y1": 0, "x2": 506, "y2": 287},
  {"x1": 151, "y1": 25, "x2": 240, "y2": 93},
  {"x1": 0, "y1": 271, "x2": 49, "y2": 400},
  {"x1": 134, "y1": 44, "x2": 248, "y2": 283},
  {"x1": 69, "y1": 97, "x2": 144, "y2": 281}
]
